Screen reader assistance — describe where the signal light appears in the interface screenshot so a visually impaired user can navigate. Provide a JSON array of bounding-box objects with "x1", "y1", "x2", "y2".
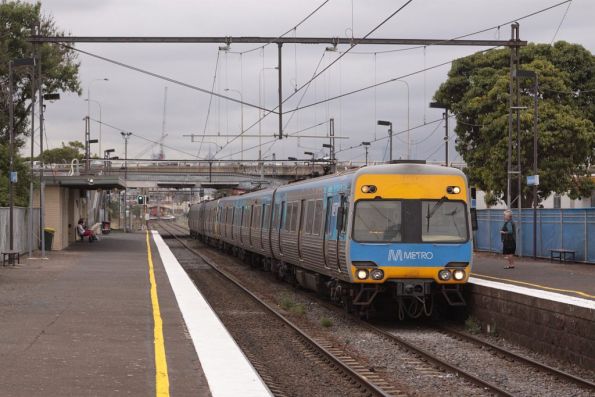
[{"x1": 137, "y1": 195, "x2": 145, "y2": 204}]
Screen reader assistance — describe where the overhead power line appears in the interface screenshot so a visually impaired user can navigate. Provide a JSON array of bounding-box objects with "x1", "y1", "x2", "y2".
[{"x1": 63, "y1": 45, "x2": 277, "y2": 114}]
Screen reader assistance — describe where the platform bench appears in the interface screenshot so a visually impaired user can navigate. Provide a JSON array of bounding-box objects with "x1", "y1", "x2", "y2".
[
  {"x1": 1, "y1": 251, "x2": 20, "y2": 266},
  {"x1": 550, "y1": 249, "x2": 575, "y2": 263}
]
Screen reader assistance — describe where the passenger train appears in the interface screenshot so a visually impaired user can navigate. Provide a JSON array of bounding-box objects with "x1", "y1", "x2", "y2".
[{"x1": 188, "y1": 161, "x2": 474, "y2": 318}]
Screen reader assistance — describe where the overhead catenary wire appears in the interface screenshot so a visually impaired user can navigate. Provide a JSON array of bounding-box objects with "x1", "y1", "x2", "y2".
[
  {"x1": 63, "y1": 45, "x2": 277, "y2": 114},
  {"x1": 551, "y1": 0, "x2": 573, "y2": 44},
  {"x1": 197, "y1": 51, "x2": 221, "y2": 158},
  {"x1": 216, "y1": 0, "x2": 415, "y2": 153}
]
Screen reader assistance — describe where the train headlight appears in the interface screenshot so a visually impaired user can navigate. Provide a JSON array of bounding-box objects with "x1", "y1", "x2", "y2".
[
  {"x1": 453, "y1": 269, "x2": 466, "y2": 281},
  {"x1": 361, "y1": 185, "x2": 377, "y2": 194},
  {"x1": 370, "y1": 269, "x2": 384, "y2": 280},
  {"x1": 438, "y1": 269, "x2": 451, "y2": 281},
  {"x1": 356, "y1": 269, "x2": 369, "y2": 280},
  {"x1": 446, "y1": 186, "x2": 461, "y2": 194}
]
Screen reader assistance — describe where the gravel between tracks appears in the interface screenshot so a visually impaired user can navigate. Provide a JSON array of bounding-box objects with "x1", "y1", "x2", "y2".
[
  {"x1": 168, "y1": 241, "x2": 377, "y2": 397},
  {"x1": 185, "y1": 240, "x2": 492, "y2": 397}
]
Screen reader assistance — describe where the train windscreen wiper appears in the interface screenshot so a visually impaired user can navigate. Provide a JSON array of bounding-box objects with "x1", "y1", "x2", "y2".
[{"x1": 426, "y1": 196, "x2": 449, "y2": 232}]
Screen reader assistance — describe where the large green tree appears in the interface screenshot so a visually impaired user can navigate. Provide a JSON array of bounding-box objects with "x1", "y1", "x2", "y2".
[
  {"x1": 0, "y1": 1, "x2": 80, "y2": 206},
  {"x1": 39, "y1": 140, "x2": 84, "y2": 164},
  {"x1": 434, "y1": 41, "x2": 594, "y2": 206}
]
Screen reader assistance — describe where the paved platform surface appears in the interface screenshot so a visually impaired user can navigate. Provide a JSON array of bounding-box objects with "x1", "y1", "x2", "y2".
[
  {"x1": 471, "y1": 251, "x2": 595, "y2": 301},
  {"x1": 0, "y1": 231, "x2": 210, "y2": 396}
]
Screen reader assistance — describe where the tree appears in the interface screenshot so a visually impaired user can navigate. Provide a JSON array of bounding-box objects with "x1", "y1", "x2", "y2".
[
  {"x1": 433, "y1": 41, "x2": 594, "y2": 206},
  {"x1": 39, "y1": 140, "x2": 84, "y2": 164},
  {"x1": 0, "y1": 1, "x2": 80, "y2": 206}
]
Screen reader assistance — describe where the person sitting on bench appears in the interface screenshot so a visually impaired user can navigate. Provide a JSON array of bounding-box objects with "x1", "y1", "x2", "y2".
[{"x1": 77, "y1": 218, "x2": 98, "y2": 242}]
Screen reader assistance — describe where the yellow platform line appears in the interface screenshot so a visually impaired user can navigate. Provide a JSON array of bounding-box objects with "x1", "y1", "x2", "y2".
[
  {"x1": 146, "y1": 231, "x2": 170, "y2": 396},
  {"x1": 471, "y1": 273, "x2": 595, "y2": 300}
]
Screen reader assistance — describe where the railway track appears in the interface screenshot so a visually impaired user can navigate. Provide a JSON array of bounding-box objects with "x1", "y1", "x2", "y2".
[
  {"x1": 155, "y1": 222, "x2": 595, "y2": 396},
  {"x1": 155, "y1": 222, "x2": 405, "y2": 396}
]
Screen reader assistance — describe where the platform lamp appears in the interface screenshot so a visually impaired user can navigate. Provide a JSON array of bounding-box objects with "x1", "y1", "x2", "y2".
[
  {"x1": 102, "y1": 148, "x2": 115, "y2": 223},
  {"x1": 377, "y1": 120, "x2": 393, "y2": 162},
  {"x1": 362, "y1": 142, "x2": 371, "y2": 166}
]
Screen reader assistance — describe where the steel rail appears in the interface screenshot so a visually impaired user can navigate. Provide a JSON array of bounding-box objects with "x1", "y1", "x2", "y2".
[
  {"x1": 155, "y1": 222, "x2": 394, "y2": 397},
  {"x1": 440, "y1": 326, "x2": 595, "y2": 390}
]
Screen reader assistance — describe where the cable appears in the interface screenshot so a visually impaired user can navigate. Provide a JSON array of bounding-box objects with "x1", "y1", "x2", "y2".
[
  {"x1": 90, "y1": 117, "x2": 203, "y2": 159},
  {"x1": 551, "y1": 0, "x2": 573, "y2": 44},
  {"x1": 232, "y1": 0, "x2": 332, "y2": 55},
  {"x1": 217, "y1": 0, "x2": 415, "y2": 153},
  {"x1": 342, "y1": 0, "x2": 572, "y2": 56},
  {"x1": 63, "y1": 45, "x2": 276, "y2": 114},
  {"x1": 424, "y1": 131, "x2": 456, "y2": 161},
  {"x1": 197, "y1": 51, "x2": 221, "y2": 157}
]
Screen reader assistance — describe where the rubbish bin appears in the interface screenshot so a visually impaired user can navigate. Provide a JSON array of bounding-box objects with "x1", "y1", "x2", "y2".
[
  {"x1": 101, "y1": 221, "x2": 111, "y2": 235},
  {"x1": 43, "y1": 227, "x2": 55, "y2": 251}
]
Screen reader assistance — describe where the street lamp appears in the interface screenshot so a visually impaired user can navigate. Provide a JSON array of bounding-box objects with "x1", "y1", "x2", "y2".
[
  {"x1": 87, "y1": 78, "x2": 108, "y2": 155},
  {"x1": 394, "y1": 80, "x2": 411, "y2": 159},
  {"x1": 224, "y1": 88, "x2": 244, "y2": 161},
  {"x1": 85, "y1": 98, "x2": 102, "y2": 156},
  {"x1": 362, "y1": 142, "x2": 371, "y2": 166},
  {"x1": 377, "y1": 120, "x2": 393, "y2": 162},
  {"x1": 121, "y1": 131, "x2": 132, "y2": 232},
  {"x1": 429, "y1": 102, "x2": 449, "y2": 166},
  {"x1": 515, "y1": 69, "x2": 539, "y2": 259}
]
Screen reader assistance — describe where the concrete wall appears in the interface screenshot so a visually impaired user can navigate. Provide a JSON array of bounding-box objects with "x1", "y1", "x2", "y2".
[{"x1": 467, "y1": 284, "x2": 594, "y2": 369}]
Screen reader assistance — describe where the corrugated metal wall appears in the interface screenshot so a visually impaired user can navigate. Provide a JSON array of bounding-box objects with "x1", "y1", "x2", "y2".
[
  {"x1": 475, "y1": 208, "x2": 594, "y2": 263},
  {"x1": 0, "y1": 207, "x2": 41, "y2": 254}
]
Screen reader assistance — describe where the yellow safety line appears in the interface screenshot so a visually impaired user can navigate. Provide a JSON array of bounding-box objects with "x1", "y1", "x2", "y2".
[
  {"x1": 471, "y1": 273, "x2": 595, "y2": 300},
  {"x1": 146, "y1": 231, "x2": 170, "y2": 396}
]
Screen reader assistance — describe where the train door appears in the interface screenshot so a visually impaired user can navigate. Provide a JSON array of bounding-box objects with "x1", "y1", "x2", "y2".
[
  {"x1": 335, "y1": 194, "x2": 348, "y2": 272},
  {"x1": 278, "y1": 201, "x2": 285, "y2": 255},
  {"x1": 323, "y1": 196, "x2": 335, "y2": 269}
]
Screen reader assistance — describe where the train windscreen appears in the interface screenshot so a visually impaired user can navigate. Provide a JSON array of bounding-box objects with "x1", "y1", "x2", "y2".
[{"x1": 353, "y1": 199, "x2": 468, "y2": 243}]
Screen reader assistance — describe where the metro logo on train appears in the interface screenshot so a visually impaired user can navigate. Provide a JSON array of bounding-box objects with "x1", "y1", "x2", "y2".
[{"x1": 388, "y1": 249, "x2": 434, "y2": 262}]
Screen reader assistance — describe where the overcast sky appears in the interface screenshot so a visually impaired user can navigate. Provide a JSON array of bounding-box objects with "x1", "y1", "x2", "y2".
[{"x1": 23, "y1": 0, "x2": 595, "y2": 165}]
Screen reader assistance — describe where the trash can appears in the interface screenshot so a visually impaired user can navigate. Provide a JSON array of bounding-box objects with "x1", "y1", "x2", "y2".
[
  {"x1": 43, "y1": 227, "x2": 55, "y2": 251},
  {"x1": 101, "y1": 221, "x2": 111, "y2": 235}
]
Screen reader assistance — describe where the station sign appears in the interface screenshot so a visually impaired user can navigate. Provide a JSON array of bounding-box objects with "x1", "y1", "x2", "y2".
[
  {"x1": 10, "y1": 171, "x2": 17, "y2": 183},
  {"x1": 527, "y1": 175, "x2": 539, "y2": 186}
]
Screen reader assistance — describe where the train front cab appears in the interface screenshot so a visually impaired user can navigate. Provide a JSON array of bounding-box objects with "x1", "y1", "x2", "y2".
[{"x1": 347, "y1": 165, "x2": 473, "y2": 318}]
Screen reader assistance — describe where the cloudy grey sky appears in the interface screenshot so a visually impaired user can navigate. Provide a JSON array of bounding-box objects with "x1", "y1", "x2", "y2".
[{"x1": 24, "y1": 0, "x2": 595, "y2": 164}]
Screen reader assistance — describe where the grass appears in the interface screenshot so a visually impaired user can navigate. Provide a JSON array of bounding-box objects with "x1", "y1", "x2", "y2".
[
  {"x1": 320, "y1": 316, "x2": 333, "y2": 328},
  {"x1": 465, "y1": 316, "x2": 481, "y2": 334},
  {"x1": 279, "y1": 293, "x2": 296, "y2": 311}
]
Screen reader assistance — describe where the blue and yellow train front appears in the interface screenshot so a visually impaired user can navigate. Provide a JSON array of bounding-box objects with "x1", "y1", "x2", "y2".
[{"x1": 347, "y1": 168, "x2": 473, "y2": 299}]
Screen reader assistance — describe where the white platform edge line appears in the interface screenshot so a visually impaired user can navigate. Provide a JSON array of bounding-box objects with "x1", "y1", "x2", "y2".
[
  {"x1": 151, "y1": 231, "x2": 272, "y2": 397},
  {"x1": 469, "y1": 277, "x2": 595, "y2": 310}
]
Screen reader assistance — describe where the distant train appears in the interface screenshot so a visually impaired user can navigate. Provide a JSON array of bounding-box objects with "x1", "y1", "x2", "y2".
[{"x1": 189, "y1": 161, "x2": 474, "y2": 318}]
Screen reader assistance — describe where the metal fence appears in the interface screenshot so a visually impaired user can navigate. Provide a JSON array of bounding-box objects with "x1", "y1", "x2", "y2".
[
  {"x1": 475, "y1": 208, "x2": 594, "y2": 263},
  {"x1": 0, "y1": 207, "x2": 41, "y2": 254}
]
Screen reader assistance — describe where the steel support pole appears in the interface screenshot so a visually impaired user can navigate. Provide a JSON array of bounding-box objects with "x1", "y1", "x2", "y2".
[
  {"x1": 8, "y1": 61, "x2": 15, "y2": 251},
  {"x1": 38, "y1": 54, "x2": 45, "y2": 257},
  {"x1": 444, "y1": 109, "x2": 449, "y2": 166},
  {"x1": 28, "y1": 59, "x2": 35, "y2": 257},
  {"x1": 389, "y1": 124, "x2": 393, "y2": 162},
  {"x1": 277, "y1": 43, "x2": 283, "y2": 139},
  {"x1": 533, "y1": 75, "x2": 539, "y2": 259}
]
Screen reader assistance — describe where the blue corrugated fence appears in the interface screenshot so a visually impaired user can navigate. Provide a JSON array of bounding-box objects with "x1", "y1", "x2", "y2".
[{"x1": 475, "y1": 208, "x2": 594, "y2": 263}]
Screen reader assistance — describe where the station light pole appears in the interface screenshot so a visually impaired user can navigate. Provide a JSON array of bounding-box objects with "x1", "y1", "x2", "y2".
[
  {"x1": 515, "y1": 69, "x2": 539, "y2": 259},
  {"x1": 87, "y1": 78, "x2": 108, "y2": 154},
  {"x1": 362, "y1": 142, "x2": 371, "y2": 166},
  {"x1": 429, "y1": 102, "x2": 449, "y2": 166},
  {"x1": 121, "y1": 132, "x2": 131, "y2": 232},
  {"x1": 85, "y1": 98, "x2": 103, "y2": 156},
  {"x1": 377, "y1": 120, "x2": 393, "y2": 162},
  {"x1": 394, "y1": 80, "x2": 410, "y2": 159}
]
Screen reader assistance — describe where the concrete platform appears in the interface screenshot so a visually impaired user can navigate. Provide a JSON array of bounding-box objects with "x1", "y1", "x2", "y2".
[
  {"x1": 471, "y1": 251, "x2": 595, "y2": 301},
  {"x1": 0, "y1": 232, "x2": 212, "y2": 396}
]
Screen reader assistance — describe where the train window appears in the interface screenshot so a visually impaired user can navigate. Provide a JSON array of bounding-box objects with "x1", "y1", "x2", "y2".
[
  {"x1": 305, "y1": 201, "x2": 314, "y2": 234},
  {"x1": 280, "y1": 202, "x2": 286, "y2": 230},
  {"x1": 312, "y1": 199, "x2": 323, "y2": 235},
  {"x1": 272, "y1": 203, "x2": 280, "y2": 230},
  {"x1": 253, "y1": 205, "x2": 261, "y2": 229},
  {"x1": 290, "y1": 202, "x2": 299, "y2": 232},
  {"x1": 262, "y1": 204, "x2": 270, "y2": 230},
  {"x1": 353, "y1": 200, "x2": 402, "y2": 242},
  {"x1": 421, "y1": 200, "x2": 467, "y2": 242}
]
